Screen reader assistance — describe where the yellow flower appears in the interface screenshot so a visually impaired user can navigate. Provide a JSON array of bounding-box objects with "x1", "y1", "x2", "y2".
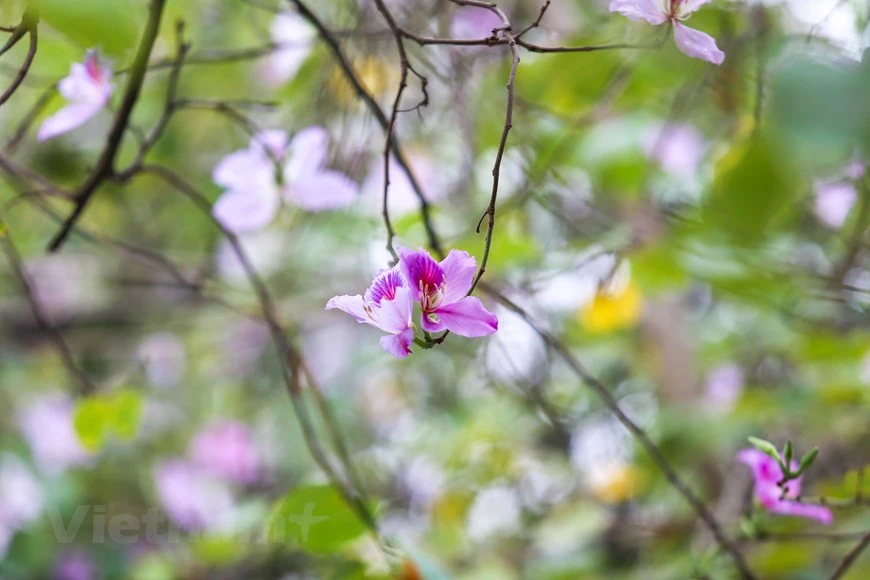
[
  {"x1": 588, "y1": 463, "x2": 643, "y2": 503},
  {"x1": 579, "y1": 280, "x2": 643, "y2": 334},
  {"x1": 329, "y1": 56, "x2": 396, "y2": 106}
]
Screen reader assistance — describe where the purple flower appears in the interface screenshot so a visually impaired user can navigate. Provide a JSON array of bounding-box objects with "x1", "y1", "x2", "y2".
[
  {"x1": 326, "y1": 266, "x2": 416, "y2": 358},
  {"x1": 212, "y1": 126, "x2": 357, "y2": 233},
  {"x1": 737, "y1": 448, "x2": 833, "y2": 524},
  {"x1": 0, "y1": 454, "x2": 43, "y2": 558},
  {"x1": 450, "y1": 6, "x2": 505, "y2": 41},
  {"x1": 53, "y1": 549, "x2": 97, "y2": 580},
  {"x1": 153, "y1": 459, "x2": 235, "y2": 532},
  {"x1": 259, "y1": 12, "x2": 315, "y2": 87},
  {"x1": 609, "y1": 0, "x2": 725, "y2": 65},
  {"x1": 814, "y1": 180, "x2": 857, "y2": 229},
  {"x1": 39, "y1": 50, "x2": 113, "y2": 141},
  {"x1": 18, "y1": 395, "x2": 93, "y2": 477},
  {"x1": 188, "y1": 421, "x2": 261, "y2": 485},
  {"x1": 643, "y1": 123, "x2": 707, "y2": 179},
  {"x1": 398, "y1": 247, "x2": 498, "y2": 338}
]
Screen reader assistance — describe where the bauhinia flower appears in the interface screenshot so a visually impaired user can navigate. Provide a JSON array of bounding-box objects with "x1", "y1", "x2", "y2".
[
  {"x1": 399, "y1": 247, "x2": 498, "y2": 338},
  {"x1": 609, "y1": 0, "x2": 725, "y2": 65},
  {"x1": 326, "y1": 266, "x2": 416, "y2": 358},
  {"x1": 260, "y1": 11, "x2": 315, "y2": 87},
  {"x1": 211, "y1": 127, "x2": 357, "y2": 233},
  {"x1": 38, "y1": 50, "x2": 113, "y2": 141},
  {"x1": 737, "y1": 448, "x2": 833, "y2": 524}
]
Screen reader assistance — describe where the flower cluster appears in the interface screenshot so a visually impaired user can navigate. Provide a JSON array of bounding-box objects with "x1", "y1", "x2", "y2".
[
  {"x1": 326, "y1": 248, "x2": 498, "y2": 358},
  {"x1": 737, "y1": 448, "x2": 833, "y2": 524},
  {"x1": 609, "y1": 0, "x2": 725, "y2": 65},
  {"x1": 211, "y1": 127, "x2": 357, "y2": 233}
]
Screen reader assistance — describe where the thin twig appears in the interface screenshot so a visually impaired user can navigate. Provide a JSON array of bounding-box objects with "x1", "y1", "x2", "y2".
[
  {"x1": 829, "y1": 532, "x2": 870, "y2": 580},
  {"x1": 0, "y1": 10, "x2": 38, "y2": 107}
]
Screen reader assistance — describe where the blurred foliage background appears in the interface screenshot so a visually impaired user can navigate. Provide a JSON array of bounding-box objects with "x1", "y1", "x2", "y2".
[{"x1": 0, "y1": 0, "x2": 869, "y2": 578}]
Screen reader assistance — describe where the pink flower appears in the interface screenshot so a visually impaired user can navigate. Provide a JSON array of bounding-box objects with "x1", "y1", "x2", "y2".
[
  {"x1": 450, "y1": 6, "x2": 505, "y2": 41},
  {"x1": 609, "y1": 0, "x2": 725, "y2": 65},
  {"x1": 643, "y1": 123, "x2": 707, "y2": 179},
  {"x1": 153, "y1": 459, "x2": 235, "y2": 532},
  {"x1": 737, "y1": 448, "x2": 833, "y2": 524},
  {"x1": 53, "y1": 549, "x2": 97, "y2": 580},
  {"x1": 188, "y1": 421, "x2": 261, "y2": 485},
  {"x1": 399, "y1": 247, "x2": 498, "y2": 338},
  {"x1": 0, "y1": 454, "x2": 43, "y2": 559},
  {"x1": 260, "y1": 12, "x2": 315, "y2": 87},
  {"x1": 38, "y1": 50, "x2": 113, "y2": 141},
  {"x1": 212, "y1": 127, "x2": 357, "y2": 233},
  {"x1": 326, "y1": 266, "x2": 416, "y2": 358},
  {"x1": 18, "y1": 395, "x2": 93, "y2": 477},
  {"x1": 814, "y1": 181, "x2": 857, "y2": 229}
]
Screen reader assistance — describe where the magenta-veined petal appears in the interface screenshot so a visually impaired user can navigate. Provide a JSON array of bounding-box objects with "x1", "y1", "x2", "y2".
[
  {"x1": 380, "y1": 327, "x2": 415, "y2": 358},
  {"x1": 432, "y1": 296, "x2": 498, "y2": 338},
  {"x1": 608, "y1": 0, "x2": 668, "y2": 25},
  {"x1": 364, "y1": 266, "x2": 406, "y2": 305},
  {"x1": 399, "y1": 247, "x2": 444, "y2": 300},
  {"x1": 673, "y1": 22, "x2": 725, "y2": 65},
  {"x1": 768, "y1": 501, "x2": 834, "y2": 525},
  {"x1": 325, "y1": 294, "x2": 369, "y2": 324},
  {"x1": 212, "y1": 149, "x2": 273, "y2": 190},
  {"x1": 373, "y1": 286, "x2": 414, "y2": 334},
  {"x1": 37, "y1": 102, "x2": 104, "y2": 141},
  {"x1": 285, "y1": 126, "x2": 330, "y2": 182},
  {"x1": 286, "y1": 170, "x2": 357, "y2": 212},
  {"x1": 212, "y1": 189, "x2": 279, "y2": 233},
  {"x1": 440, "y1": 249, "x2": 477, "y2": 304}
]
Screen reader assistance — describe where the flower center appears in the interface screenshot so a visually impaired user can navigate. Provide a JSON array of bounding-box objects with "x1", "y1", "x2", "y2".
[{"x1": 419, "y1": 281, "x2": 444, "y2": 312}]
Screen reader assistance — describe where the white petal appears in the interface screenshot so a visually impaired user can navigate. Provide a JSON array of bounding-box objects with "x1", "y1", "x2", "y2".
[
  {"x1": 286, "y1": 170, "x2": 357, "y2": 212},
  {"x1": 212, "y1": 149, "x2": 273, "y2": 190},
  {"x1": 673, "y1": 22, "x2": 725, "y2": 65},
  {"x1": 608, "y1": 0, "x2": 668, "y2": 25},
  {"x1": 37, "y1": 103, "x2": 103, "y2": 141},
  {"x1": 212, "y1": 189, "x2": 279, "y2": 233},
  {"x1": 284, "y1": 126, "x2": 330, "y2": 182}
]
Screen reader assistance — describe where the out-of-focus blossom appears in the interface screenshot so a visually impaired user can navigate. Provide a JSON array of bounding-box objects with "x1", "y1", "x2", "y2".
[
  {"x1": 609, "y1": 0, "x2": 725, "y2": 65},
  {"x1": 26, "y1": 254, "x2": 103, "y2": 324},
  {"x1": 571, "y1": 418, "x2": 641, "y2": 503},
  {"x1": 813, "y1": 181, "x2": 857, "y2": 229},
  {"x1": 39, "y1": 50, "x2": 113, "y2": 141},
  {"x1": 0, "y1": 455, "x2": 44, "y2": 559},
  {"x1": 153, "y1": 459, "x2": 235, "y2": 532},
  {"x1": 579, "y1": 278, "x2": 643, "y2": 334},
  {"x1": 485, "y1": 298, "x2": 548, "y2": 386},
  {"x1": 212, "y1": 127, "x2": 357, "y2": 233},
  {"x1": 450, "y1": 6, "x2": 504, "y2": 41},
  {"x1": 399, "y1": 247, "x2": 499, "y2": 338},
  {"x1": 53, "y1": 549, "x2": 97, "y2": 580},
  {"x1": 362, "y1": 153, "x2": 446, "y2": 216},
  {"x1": 466, "y1": 485, "x2": 521, "y2": 541},
  {"x1": 259, "y1": 12, "x2": 315, "y2": 87},
  {"x1": 189, "y1": 421, "x2": 261, "y2": 485},
  {"x1": 326, "y1": 266, "x2": 416, "y2": 358},
  {"x1": 137, "y1": 332, "x2": 187, "y2": 388},
  {"x1": 18, "y1": 395, "x2": 93, "y2": 477},
  {"x1": 643, "y1": 123, "x2": 707, "y2": 179},
  {"x1": 401, "y1": 456, "x2": 446, "y2": 512},
  {"x1": 737, "y1": 448, "x2": 833, "y2": 524},
  {"x1": 704, "y1": 363, "x2": 743, "y2": 411}
]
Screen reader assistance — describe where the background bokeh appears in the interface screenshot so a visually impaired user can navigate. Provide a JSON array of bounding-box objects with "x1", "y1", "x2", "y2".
[{"x1": 0, "y1": 0, "x2": 869, "y2": 578}]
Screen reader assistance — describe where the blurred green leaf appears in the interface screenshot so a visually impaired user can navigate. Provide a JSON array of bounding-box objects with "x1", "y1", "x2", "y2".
[
  {"x1": 36, "y1": 0, "x2": 140, "y2": 58},
  {"x1": 265, "y1": 485, "x2": 370, "y2": 552},
  {"x1": 747, "y1": 436, "x2": 781, "y2": 464},
  {"x1": 73, "y1": 389, "x2": 143, "y2": 451}
]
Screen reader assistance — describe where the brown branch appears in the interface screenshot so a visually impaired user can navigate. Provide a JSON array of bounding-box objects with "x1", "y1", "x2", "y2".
[
  {"x1": 47, "y1": 0, "x2": 168, "y2": 252},
  {"x1": 829, "y1": 532, "x2": 870, "y2": 580},
  {"x1": 0, "y1": 10, "x2": 38, "y2": 107}
]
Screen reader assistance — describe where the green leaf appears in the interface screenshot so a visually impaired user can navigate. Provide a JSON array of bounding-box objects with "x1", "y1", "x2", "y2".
[
  {"x1": 35, "y1": 0, "x2": 140, "y2": 58},
  {"x1": 265, "y1": 485, "x2": 370, "y2": 553},
  {"x1": 782, "y1": 440, "x2": 793, "y2": 468},
  {"x1": 796, "y1": 448, "x2": 819, "y2": 477},
  {"x1": 73, "y1": 389, "x2": 143, "y2": 451},
  {"x1": 747, "y1": 437, "x2": 781, "y2": 464}
]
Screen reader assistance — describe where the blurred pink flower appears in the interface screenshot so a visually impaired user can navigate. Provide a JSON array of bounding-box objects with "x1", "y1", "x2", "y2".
[
  {"x1": 704, "y1": 363, "x2": 743, "y2": 411},
  {"x1": 137, "y1": 332, "x2": 187, "y2": 388},
  {"x1": 212, "y1": 127, "x2": 357, "y2": 232},
  {"x1": 813, "y1": 181, "x2": 857, "y2": 229},
  {"x1": 450, "y1": 6, "x2": 504, "y2": 41},
  {"x1": 18, "y1": 395, "x2": 93, "y2": 477},
  {"x1": 153, "y1": 459, "x2": 235, "y2": 532},
  {"x1": 259, "y1": 12, "x2": 315, "y2": 87},
  {"x1": 643, "y1": 123, "x2": 706, "y2": 179},
  {"x1": 737, "y1": 448, "x2": 833, "y2": 524},
  {"x1": 362, "y1": 153, "x2": 446, "y2": 216},
  {"x1": 52, "y1": 549, "x2": 97, "y2": 580},
  {"x1": 399, "y1": 247, "x2": 498, "y2": 338},
  {"x1": 189, "y1": 421, "x2": 261, "y2": 485},
  {"x1": 609, "y1": 0, "x2": 725, "y2": 65},
  {"x1": 0, "y1": 455, "x2": 43, "y2": 559},
  {"x1": 326, "y1": 266, "x2": 416, "y2": 358},
  {"x1": 39, "y1": 50, "x2": 113, "y2": 141}
]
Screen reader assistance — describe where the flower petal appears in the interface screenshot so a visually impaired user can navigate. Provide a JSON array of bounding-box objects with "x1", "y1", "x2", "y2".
[
  {"x1": 364, "y1": 266, "x2": 406, "y2": 305},
  {"x1": 380, "y1": 327, "x2": 415, "y2": 358},
  {"x1": 261, "y1": 13, "x2": 315, "y2": 86},
  {"x1": 212, "y1": 189, "x2": 279, "y2": 233},
  {"x1": 212, "y1": 149, "x2": 273, "y2": 190},
  {"x1": 673, "y1": 22, "x2": 725, "y2": 65},
  {"x1": 37, "y1": 103, "x2": 104, "y2": 141},
  {"x1": 399, "y1": 247, "x2": 444, "y2": 301},
  {"x1": 285, "y1": 126, "x2": 330, "y2": 182},
  {"x1": 676, "y1": 0, "x2": 713, "y2": 18},
  {"x1": 608, "y1": 0, "x2": 668, "y2": 25},
  {"x1": 325, "y1": 294, "x2": 370, "y2": 324},
  {"x1": 768, "y1": 501, "x2": 834, "y2": 525},
  {"x1": 286, "y1": 170, "x2": 357, "y2": 212},
  {"x1": 432, "y1": 296, "x2": 498, "y2": 338},
  {"x1": 250, "y1": 129, "x2": 289, "y2": 160},
  {"x1": 373, "y1": 286, "x2": 414, "y2": 334},
  {"x1": 440, "y1": 249, "x2": 477, "y2": 304}
]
